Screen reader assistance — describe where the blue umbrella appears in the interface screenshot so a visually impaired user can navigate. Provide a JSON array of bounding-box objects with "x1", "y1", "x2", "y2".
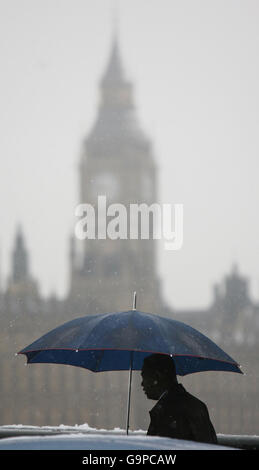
[{"x1": 18, "y1": 293, "x2": 242, "y2": 433}]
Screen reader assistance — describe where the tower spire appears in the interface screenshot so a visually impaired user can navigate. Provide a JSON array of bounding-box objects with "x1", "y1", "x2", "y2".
[
  {"x1": 100, "y1": 1, "x2": 126, "y2": 86},
  {"x1": 12, "y1": 224, "x2": 29, "y2": 283},
  {"x1": 112, "y1": 0, "x2": 119, "y2": 42},
  {"x1": 101, "y1": 30, "x2": 124, "y2": 85}
]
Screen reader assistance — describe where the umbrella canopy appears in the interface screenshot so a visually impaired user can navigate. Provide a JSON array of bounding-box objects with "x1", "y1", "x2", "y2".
[{"x1": 19, "y1": 309, "x2": 242, "y2": 376}]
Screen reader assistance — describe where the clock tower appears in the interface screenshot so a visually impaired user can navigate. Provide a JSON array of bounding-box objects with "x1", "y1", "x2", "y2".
[{"x1": 69, "y1": 34, "x2": 164, "y2": 315}]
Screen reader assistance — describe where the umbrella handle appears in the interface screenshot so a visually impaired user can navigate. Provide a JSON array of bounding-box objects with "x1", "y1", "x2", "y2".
[{"x1": 126, "y1": 351, "x2": 133, "y2": 435}]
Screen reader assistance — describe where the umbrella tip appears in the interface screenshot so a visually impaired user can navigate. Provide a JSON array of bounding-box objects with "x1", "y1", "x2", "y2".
[{"x1": 132, "y1": 291, "x2": 137, "y2": 310}]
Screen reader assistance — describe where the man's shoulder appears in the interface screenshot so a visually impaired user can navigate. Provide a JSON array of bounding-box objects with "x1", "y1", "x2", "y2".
[{"x1": 166, "y1": 384, "x2": 208, "y2": 414}]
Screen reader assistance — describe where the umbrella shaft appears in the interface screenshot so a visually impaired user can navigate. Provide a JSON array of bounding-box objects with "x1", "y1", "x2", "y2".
[{"x1": 126, "y1": 352, "x2": 133, "y2": 435}]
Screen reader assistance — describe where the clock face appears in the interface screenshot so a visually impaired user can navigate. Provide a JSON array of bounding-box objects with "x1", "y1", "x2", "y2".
[{"x1": 91, "y1": 172, "x2": 119, "y2": 200}]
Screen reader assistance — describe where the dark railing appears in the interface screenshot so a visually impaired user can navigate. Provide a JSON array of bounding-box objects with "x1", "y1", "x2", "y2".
[{"x1": 217, "y1": 434, "x2": 259, "y2": 450}]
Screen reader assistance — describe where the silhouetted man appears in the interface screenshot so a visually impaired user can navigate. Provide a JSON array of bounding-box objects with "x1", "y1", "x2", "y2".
[{"x1": 141, "y1": 354, "x2": 217, "y2": 444}]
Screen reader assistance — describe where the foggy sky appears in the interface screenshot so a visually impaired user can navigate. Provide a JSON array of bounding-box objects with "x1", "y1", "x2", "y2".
[{"x1": 0, "y1": 0, "x2": 259, "y2": 309}]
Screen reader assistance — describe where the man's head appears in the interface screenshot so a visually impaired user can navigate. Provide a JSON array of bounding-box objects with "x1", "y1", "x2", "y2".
[{"x1": 141, "y1": 354, "x2": 177, "y2": 400}]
